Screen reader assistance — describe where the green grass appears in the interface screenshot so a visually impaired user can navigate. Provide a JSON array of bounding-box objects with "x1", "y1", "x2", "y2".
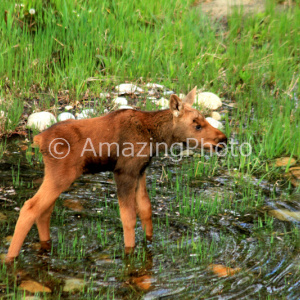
[
  {"x1": 1, "y1": 0, "x2": 299, "y2": 157},
  {"x1": 0, "y1": 139, "x2": 7, "y2": 159},
  {"x1": 1, "y1": 0, "x2": 300, "y2": 298}
]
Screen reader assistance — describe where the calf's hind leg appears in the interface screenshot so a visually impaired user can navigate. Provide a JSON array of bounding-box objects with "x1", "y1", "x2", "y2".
[{"x1": 6, "y1": 167, "x2": 78, "y2": 261}]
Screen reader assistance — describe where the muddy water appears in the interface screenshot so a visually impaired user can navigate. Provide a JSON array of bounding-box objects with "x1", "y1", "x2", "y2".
[{"x1": 0, "y1": 138, "x2": 299, "y2": 299}]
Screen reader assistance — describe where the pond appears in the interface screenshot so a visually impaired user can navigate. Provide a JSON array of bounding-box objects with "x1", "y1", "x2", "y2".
[{"x1": 0, "y1": 134, "x2": 299, "y2": 299}]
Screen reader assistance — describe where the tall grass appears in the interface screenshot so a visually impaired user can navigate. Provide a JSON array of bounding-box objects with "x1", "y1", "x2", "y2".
[
  {"x1": 1, "y1": 1, "x2": 297, "y2": 95},
  {"x1": 1, "y1": 0, "x2": 299, "y2": 156},
  {"x1": 0, "y1": 0, "x2": 216, "y2": 94}
]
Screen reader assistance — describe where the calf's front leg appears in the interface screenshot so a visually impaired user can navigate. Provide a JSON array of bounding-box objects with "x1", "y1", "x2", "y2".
[
  {"x1": 114, "y1": 172, "x2": 138, "y2": 254},
  {"x1": 36, "y1": 203, "x2": 55, "y2": 248},
  {"x1": 136, "y1": 173, "x2": 153, "y2": 241}
]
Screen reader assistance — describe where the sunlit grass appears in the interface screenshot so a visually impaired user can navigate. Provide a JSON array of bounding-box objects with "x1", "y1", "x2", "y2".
[{"x1": 1, "y1": 0, "x2": 299, "y2": 154}]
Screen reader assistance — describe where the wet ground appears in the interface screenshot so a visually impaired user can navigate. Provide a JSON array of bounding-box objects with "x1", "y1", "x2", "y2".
[
  {"x1": 1, "y1": 0, "x2": 299, "y2": 297},
  {"x1": 0, "y1": 135, "x2": 299, "y2": 299}
]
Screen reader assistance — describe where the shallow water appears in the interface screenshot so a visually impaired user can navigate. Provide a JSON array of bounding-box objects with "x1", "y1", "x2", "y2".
[{"x1": 0, "y1": 137, "x2": 299, "y2": 299}]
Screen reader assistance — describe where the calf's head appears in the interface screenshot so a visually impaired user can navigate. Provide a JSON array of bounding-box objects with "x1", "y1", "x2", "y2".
[{"x1": 169, "y1": 87, "x2": 227, "y2": 152}]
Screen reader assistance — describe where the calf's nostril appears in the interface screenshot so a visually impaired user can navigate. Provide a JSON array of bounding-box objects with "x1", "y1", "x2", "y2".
[{"x1": 215, "y1": 135, "x2": 227, "y2": 145}]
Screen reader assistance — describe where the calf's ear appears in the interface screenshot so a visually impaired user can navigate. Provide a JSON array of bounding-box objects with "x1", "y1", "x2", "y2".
[
  {"x1": 169, "y1": 94, "x2": 183, "y2": 117},
  {"x1": 183, "y1": 86, "x2": 197, "y2": 105}
]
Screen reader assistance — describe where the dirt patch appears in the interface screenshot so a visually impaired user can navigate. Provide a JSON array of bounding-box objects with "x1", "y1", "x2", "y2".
[{"x1": 197, "y1": 0, "x2": 290, "y2": 18}]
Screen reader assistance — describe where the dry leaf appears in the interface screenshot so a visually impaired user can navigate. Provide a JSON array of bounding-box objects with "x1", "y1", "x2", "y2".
[
  {"x1": 227, "y1": 103, "x2": 237, "y2": 108},
  {"x1": 20, "y1": 145, "x2": 28, "y2": 151},
  {"x1": 269, "y1": 209, "x2": 300, "y2": 222},
  {"x1": 19, "y1": 280, "x2": 51, "y2": 293},
  {"x1": 63, "y1": 199, "x2": 83, "y2": 212},
  {"x1": 285, "y1": 166, "x2": 300, "y2": 187},
  {"x1": 131, "y1": 275, "x2": 152, "y2": 290},
  {"x1": 275, "y1": 157, "x2": 296, "y2": 167},
  {"x1": 289, "y1": 166, "x2": 300, "y2": 176},
  {"x1": 208, "y1": 264, "x2": 241, "y2": 277}
]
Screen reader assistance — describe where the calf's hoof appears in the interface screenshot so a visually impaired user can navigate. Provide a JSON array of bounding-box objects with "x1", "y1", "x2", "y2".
[
  {"x1": 4, "y1": 255, "x2": 15, "y2": 266},
  {"x1": 124, "y1": 246, "x2": 135, "y2": 255},
  {"x1": 40, "y1": 239, "x2": 52, "y2": 251}
]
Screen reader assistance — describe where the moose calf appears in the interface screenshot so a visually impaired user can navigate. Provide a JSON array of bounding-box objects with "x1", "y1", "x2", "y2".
[{"x1": 6, "y1": 87, "x2": 227, "y2": 262}]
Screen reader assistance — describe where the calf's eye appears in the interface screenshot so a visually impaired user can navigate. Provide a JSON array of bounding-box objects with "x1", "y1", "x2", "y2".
[{"x1": 195, "y1": 125, "x2": 201, "y2": 130}]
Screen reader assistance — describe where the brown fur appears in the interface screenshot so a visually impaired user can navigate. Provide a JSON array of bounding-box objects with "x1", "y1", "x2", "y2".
[{"x1": 6, "y1": 88, "x2": 227, "y2": 262}]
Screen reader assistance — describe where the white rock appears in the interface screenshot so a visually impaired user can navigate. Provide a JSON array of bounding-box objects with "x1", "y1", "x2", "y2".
[
  {"x1": 156, "y1": 97, "x2": 169, "y2": 109},
  {"x1": 27, "y1": 112, "x2": 56, "y2": 131},
  {"x1": 83, "y1": 108, "x2": 95, "y2": 116},
  {"x1": 76, "y1": 113, "x2": 84, "y2": 120},
  {"x1": 99, "y1": 92, "x2": 110, "y2": 98},
  {"x1": 163, "y1": 91, "x2": 175, "y2": 96},
  {"x1": 145, "y1": 83, "x2": 164, "y2": 90},
  {"x1": 115, "y1": 83, "x2": 143, "y2": 94},
  {"x1": 113, "y1": 97, "x2": 128, "y2": 106},
  {"x1": 64, "y1": 105, "x2": 73, "y2": 111},
  {"x1": 57, "y1": 112, "x2": 75, "y2": 122},
  {"x1": 206, "y1": 117, "x2": 224, "y2": 130},
  {"x1": 195, "y1": 92, "x2": 222, "y2": 110},
  {"x1": 211, "y1": 111, "x2": 221, "y2": 121},
  {"x1": 179, "y1": 93, "x2": 185, "y2": 99},
  {"x1": 76, "y1": 109, "x2": 95, "y2": 119},
  {"x1": 148, "y1": 89, "x2": 156, "y2": 96},
  {"x1": 0, "y1": 111, "x2": 5, "y2": 118},
  {"x1": 119, "y1": 105, "x2": 133, "y2": 110}
]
